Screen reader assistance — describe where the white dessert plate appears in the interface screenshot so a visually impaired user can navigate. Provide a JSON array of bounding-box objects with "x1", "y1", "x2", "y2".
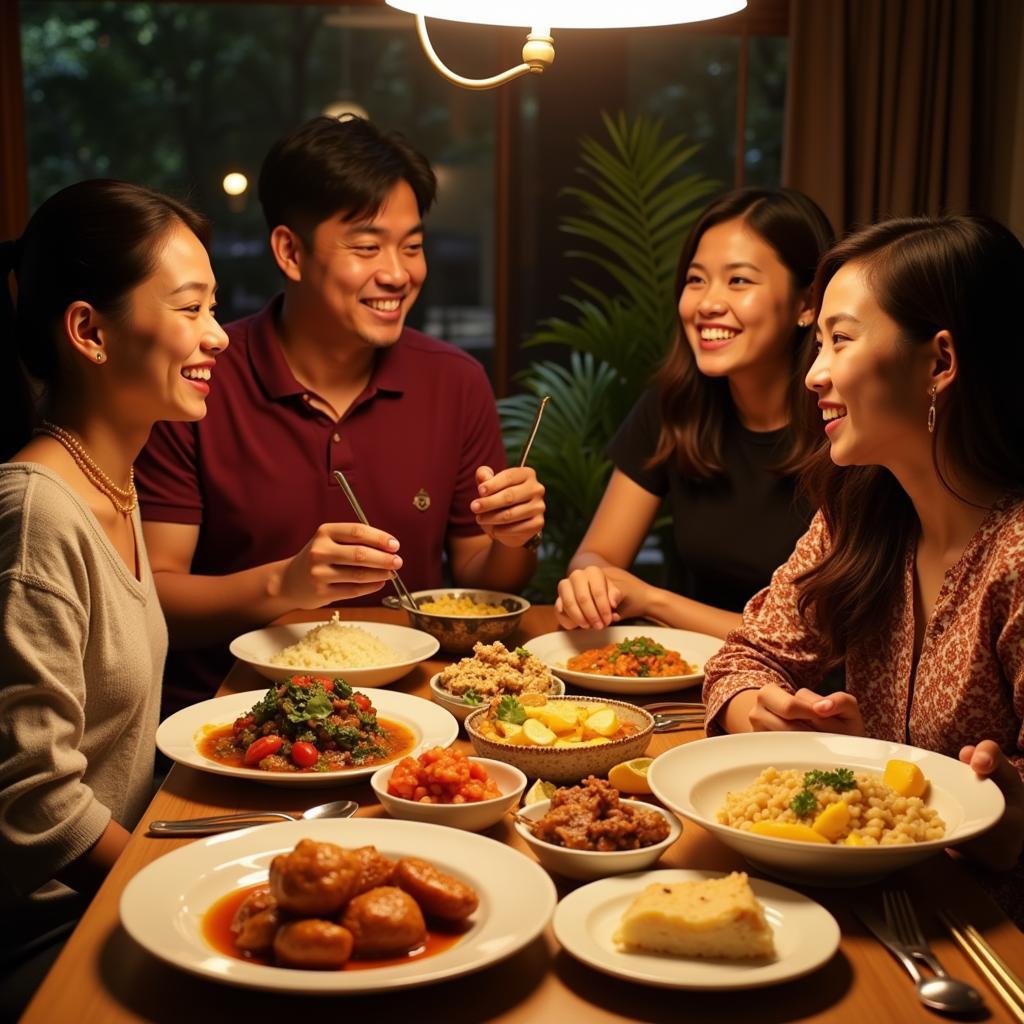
[
  {"x1": 552, "y1": 869, "x2": 839, "y2": 989},
  {"x1": 524, "y1": 627, "x2": 722, "y2": 695},
  {"x1": 229, "y1": 619, "x2": 440, "y2": 686},
  {"x1": 120, "y1": 817, "x2": 558, "y2": 994},
  {"x1": 156, "y1": 688, "x2": 458, "y2": 787}
]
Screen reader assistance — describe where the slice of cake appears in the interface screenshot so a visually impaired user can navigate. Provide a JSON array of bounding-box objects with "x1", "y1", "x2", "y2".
[{"x1": 612, "y1": 872, "x2": 775, "y2": 959}]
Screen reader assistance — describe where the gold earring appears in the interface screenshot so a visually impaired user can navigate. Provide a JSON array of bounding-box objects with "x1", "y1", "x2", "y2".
[
  {"x1": 95, "y1": 351, "x2": 105, "y2": 362},
  {"x1": 798, "y1": 317, "x2": 810, "y2": 328},
  {"x1": 927, "y1": 385, "x2": 937, "y2": 434}
]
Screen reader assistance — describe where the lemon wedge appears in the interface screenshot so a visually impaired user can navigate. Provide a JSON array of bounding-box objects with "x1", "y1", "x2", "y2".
[
  {"x1": 523, "y1": 779, "x2": 557, "y2": 805},
  {"x1": 607, "y1": 757, "x2": 654, "y2": 794}
]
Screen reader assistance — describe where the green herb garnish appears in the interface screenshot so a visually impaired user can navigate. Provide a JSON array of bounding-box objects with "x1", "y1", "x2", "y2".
[
  {"x1": 514, "y1": 647, "x2": 531, "y2": 660},
  {"x1": 804, "y1": 768, "x2": 856, "y2": 792},
  {"x1": 462, "y1": 688, "x2": 483, "y2": 706},
  {"x1": 496, "y1": 695, "x2": 527, "y2": 725},
  {"x1": 789, "y1": 767, "x2": 857, "y2": 817},
  {"x1": 790, "y1": 789, "x2": 818, "y2": 816},
  {"x1": 614, "y1": 636, "x2": 666, "y2": 659}
]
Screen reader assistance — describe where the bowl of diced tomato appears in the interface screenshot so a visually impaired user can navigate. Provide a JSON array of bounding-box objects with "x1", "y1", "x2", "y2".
[{"x1": 370, "y1": 747, "x2": 527, "y2": 832}]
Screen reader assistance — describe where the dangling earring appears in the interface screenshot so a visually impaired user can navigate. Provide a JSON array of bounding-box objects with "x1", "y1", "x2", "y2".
[{"x1": 927, "y1": 385, "x2": 937, "y2": 434}]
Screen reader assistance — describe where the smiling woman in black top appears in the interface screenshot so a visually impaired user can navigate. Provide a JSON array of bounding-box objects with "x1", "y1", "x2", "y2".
[{"x1": 555, "y1": 188, "x2": 834, "y2": 635}]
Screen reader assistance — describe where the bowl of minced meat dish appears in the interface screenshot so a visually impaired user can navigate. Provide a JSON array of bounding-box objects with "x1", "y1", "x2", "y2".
[{"x1": 429, "y1": 641, "x2": 563, "y2": 722}]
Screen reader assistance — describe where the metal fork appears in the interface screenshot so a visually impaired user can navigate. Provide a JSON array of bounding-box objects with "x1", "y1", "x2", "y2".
[{"x1": 883, "y1": 889, "x2": 948, "y2": 976}]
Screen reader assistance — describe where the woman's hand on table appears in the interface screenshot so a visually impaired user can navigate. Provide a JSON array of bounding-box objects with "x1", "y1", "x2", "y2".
[
  {"x1": 555, "y1": 565, "x2": 654, "y2": 629},
  {"x1": 267, "y1": 522, "x2": 401, "y2": 606},
  {"x1": 958, "y1": 740, "x2": 1024, "y2": 871},
  {"x1": 724, "y1": 684, "x2": 866, "y2": 735}
]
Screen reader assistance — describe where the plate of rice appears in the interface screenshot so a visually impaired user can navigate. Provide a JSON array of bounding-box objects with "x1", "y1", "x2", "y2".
[{"x1": 229, "y1": 613, "x2": 441, "y2": 687}]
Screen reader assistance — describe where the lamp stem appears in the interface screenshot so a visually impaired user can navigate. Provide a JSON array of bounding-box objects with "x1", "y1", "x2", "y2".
[{"x1": 414, "y1": 15, "x2": 553, "y2": 91}]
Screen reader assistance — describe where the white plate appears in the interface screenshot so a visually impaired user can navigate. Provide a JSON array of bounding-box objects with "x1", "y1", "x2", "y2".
[
  {"x1": 524, "y1": 627, "x2": 722, "y2": 694},
  {"x1": 156, "y1": 689, "x2": 459, "y2": 787},
  {"x1": 647, "y1": 733, "x2": 1006, "y2": 884},
  {"x1": 229, "y1": 620, "x2": 440, "y2": 686},
  {"x1": 120, "y1": 817, "x2": 557, "y2": 994},
  {"x1": 553, "y1": 869, "x2": 839, "y2": 989}
]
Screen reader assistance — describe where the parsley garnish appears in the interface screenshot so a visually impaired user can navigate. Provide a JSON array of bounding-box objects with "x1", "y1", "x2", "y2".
[
  {"x1": 514, "y1": 647, "x2": 531, "y2": 659},
  {"x1": 462, "y1": 688, "x2": 483, "y2": 706},
  {"x1": 790, "y1": 789, "x2": 818, "y2": 816},
  {"x1": 496, "y1": 695, "x2": 526, "y2": 725},
  {"x1": 615, "y1": 636, "x2": 666, "y2": 659},
  {"x1": 789, "y1": 767, "x2": 857, "y2": 817},
  {"x1": 803, "y1": 768, "x2": 856, "y2": 792}
]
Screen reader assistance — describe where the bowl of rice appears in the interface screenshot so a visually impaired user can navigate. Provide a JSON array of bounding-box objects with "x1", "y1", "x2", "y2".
[
  {"x1": 382, "y1": 588, "x2": 530, "y2": 654},
  {"x1": 429, "y1": 641, "x2": 565, "y2": 722},
  {"x1": 647, "y1": 732, "x2": 1005, "y2": 885},
  {"x1": 229, "y1": 613, "x2": 441, "y2": 687}
]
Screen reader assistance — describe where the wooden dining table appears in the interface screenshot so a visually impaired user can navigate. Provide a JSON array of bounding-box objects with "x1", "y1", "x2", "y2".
[{"x1": 21, "y1": 606, "x2": 1024, "y2": 1023}]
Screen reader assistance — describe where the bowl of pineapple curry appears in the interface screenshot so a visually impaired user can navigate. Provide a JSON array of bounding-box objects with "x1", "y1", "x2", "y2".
[{"x1": 465, "y1": 694, "x2": 653, "y2": 783}]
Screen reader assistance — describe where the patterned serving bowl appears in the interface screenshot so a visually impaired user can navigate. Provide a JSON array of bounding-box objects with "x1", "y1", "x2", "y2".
[{"x1": 464, "y1": 696, "x2": 654, "y2": 783}]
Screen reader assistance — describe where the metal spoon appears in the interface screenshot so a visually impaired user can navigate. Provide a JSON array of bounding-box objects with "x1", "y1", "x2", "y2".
[{"x1": 148, "y1": 799, "x2": 359, "y2": 837}]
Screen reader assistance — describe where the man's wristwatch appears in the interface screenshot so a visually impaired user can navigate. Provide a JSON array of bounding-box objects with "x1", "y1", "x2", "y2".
[{"x1": 522, "y1": 531, "x2": 543, "y2": 552}]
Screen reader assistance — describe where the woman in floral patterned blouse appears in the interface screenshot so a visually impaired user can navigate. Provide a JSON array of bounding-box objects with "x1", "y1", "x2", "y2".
[{"x1": 703, "y1": 214, "x2": 1024, "y2": 872}]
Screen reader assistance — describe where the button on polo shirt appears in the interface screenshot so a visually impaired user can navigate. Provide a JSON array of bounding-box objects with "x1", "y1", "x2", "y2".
[{"x1": 137, "y1": 295, "x2": 505, "y2": 715}]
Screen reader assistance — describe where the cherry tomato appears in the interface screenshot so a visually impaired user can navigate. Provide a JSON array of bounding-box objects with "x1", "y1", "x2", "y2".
[
  {"x1": 290, "y1": 675, "x2": 313, "y2": 687},
  {"x1": 313, "y1": 676, "x2": 334, "y2": 692},
  {"x1": 290, "y1": 741, "x2": 318, "y2": 769},
  {"x1": 244, "y1": 735, "x2": 283, "y2": 765},
  {"x1": 353, "y1": 693, "x2": 372, "y2": 713}
]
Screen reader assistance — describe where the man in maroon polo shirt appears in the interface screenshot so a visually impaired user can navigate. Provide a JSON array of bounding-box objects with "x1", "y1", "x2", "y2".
[{"x1": 136, "y1": 117, "x2": 545, "y2": 715}]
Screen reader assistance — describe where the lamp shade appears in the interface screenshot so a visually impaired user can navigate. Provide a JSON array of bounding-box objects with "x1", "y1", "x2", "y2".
[{"x1": 385, "y1": 0, "x2": 746, "y2": 30}]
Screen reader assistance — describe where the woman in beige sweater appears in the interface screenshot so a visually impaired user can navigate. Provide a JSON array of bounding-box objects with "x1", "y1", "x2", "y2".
[{"x1": 0, "y1": 180, "x2": 228, "y2": 1007}]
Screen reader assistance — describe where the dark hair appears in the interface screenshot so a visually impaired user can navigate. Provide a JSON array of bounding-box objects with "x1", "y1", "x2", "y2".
[
  {"x1": 796, "y1": 215, "x2": 1024, "y2": 662},
  {"x1": 650, "y1": 187, "x2": 835, "y2": 477},
  {"x1": 0, "y1": 179, "x2": 210, "y2": 460},
  {"x1": 257, "y1": 116, "x2": 437, "y2": 245}
]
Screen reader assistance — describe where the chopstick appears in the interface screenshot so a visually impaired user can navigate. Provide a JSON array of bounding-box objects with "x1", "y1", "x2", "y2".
[
  {"x1": 517, "y1": 395, "x2": 550, "y2": 467},
  {"x1": 332, "y1": 469, "x2": 417, "y2": 611},
  {"x1": 938, "y1": 909, "x2": 1024, "y2": 1023}
]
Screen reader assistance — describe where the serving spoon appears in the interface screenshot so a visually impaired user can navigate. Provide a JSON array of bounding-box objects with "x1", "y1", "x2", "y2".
[{"x1": 148, "y1": 799, "x2": 359, "y2": 837}]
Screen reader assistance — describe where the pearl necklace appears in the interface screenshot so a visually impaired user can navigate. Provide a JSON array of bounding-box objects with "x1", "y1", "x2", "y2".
[{"x1": 35, "y1": 421, "x2": 138, "y2": 516}]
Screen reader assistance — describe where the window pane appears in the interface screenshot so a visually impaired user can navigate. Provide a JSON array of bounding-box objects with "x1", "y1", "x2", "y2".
[
  {"x1": 744, "y1": 34, "x2": 788, "y2": 186},
  {"x1": 627, "y1": 31, "x2": 740, "y2": 190},
  {"x1": 19, "y1": 2, "x2": 497, "y2": 371}
]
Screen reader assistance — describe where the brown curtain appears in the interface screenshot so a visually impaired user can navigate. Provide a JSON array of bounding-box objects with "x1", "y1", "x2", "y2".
[
  {"x1": 0, "y1": 0, "x2": 28, "y2": 239},
  {"x1": 783, "y1": 0, "x2": 1024, "y2": 235}
]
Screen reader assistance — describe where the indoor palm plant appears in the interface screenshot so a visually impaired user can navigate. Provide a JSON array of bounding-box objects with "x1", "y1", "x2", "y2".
[{"x1": 499, "y1": 112, "x2": 717, "y2": 599}]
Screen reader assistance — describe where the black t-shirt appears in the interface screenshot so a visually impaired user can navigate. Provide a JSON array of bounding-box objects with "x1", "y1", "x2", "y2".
[{"x1": 607, "y1": 387, "x2": 811, "y2": 612}]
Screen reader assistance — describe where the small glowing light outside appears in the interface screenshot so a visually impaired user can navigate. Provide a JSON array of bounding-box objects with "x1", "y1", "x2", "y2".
[
  {"x1": 385, "y1": 0, "x2": 746, "y2": 89},
  {"x1": 222, "y1": 172, "x2": 248, "y2": 197}
]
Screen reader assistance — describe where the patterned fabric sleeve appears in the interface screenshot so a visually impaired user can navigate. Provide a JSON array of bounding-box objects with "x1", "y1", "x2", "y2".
[
  {"x1": 702, "y1": 510, "x2": 833, "y2": 733},
  {"x1": 994, "y1": 551, "x2": 1024, "y2": 783}
]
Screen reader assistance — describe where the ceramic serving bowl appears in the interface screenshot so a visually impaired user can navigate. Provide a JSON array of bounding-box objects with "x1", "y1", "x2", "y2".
[
  {"x1": 647, "y1": 732, "x2": 1006, "y2": 886},
  {"x1": 383, "y1": 588, "x2": 529, "y2": 654},
  {"x1": 429, "y1": 671, "x2": 565, "y2": 723},
  {"x1": 464, "y1": 696, "x2": 654, "y2": 784},
  {"x1": 370, "y1": 756, "x2": 527, "y2": 832},
  {"x1": 513, "y1": 798, "x2": 682, "y2": 880}
]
